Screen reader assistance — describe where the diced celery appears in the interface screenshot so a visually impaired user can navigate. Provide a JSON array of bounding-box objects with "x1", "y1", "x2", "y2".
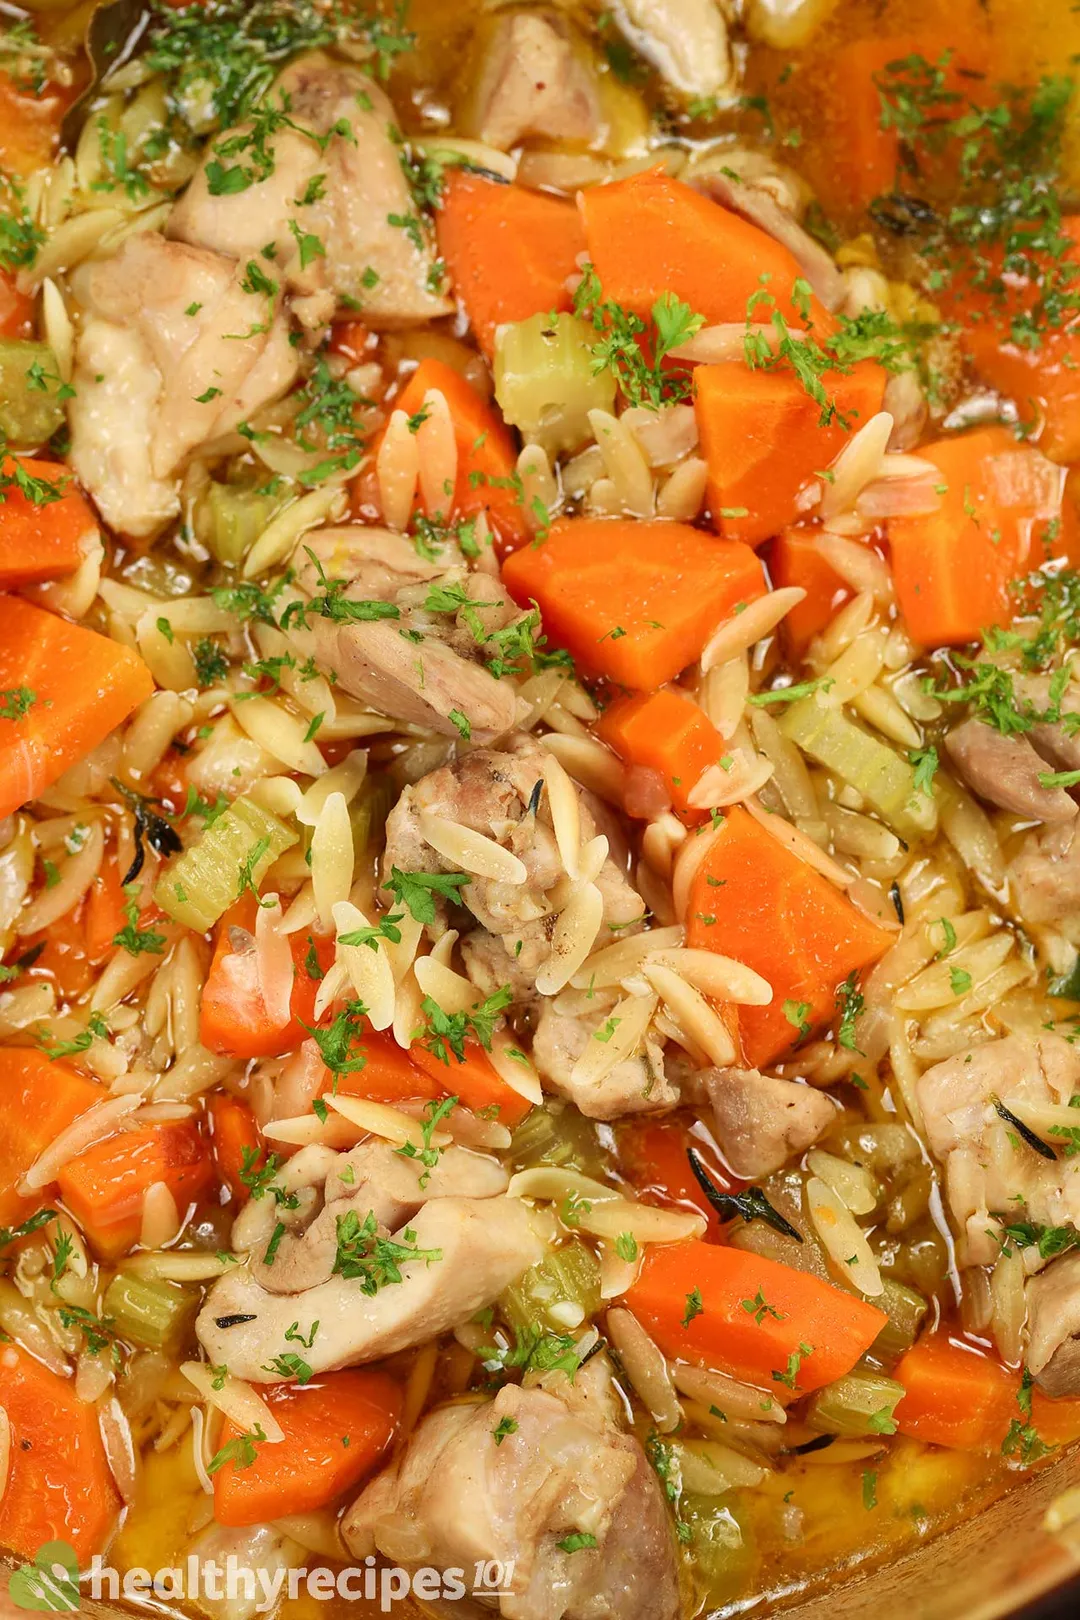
[
  {"x1": 203, "y1": 482, "x2": 281, "y2": 567},
  {"x1": 0, "y1": 340, "x2": 67, "y2": 446},
  {"x1": 500, "y1": 1237, "x2": 601, "y2": 1336},
  {"x1": 508, "y1": 1104, "x2": 604, "y2": 1176},
  {"x1": 681, "y1": 1495, "x2": 753, "y2": 1602},
  {"x1": 104, "y1": 1272, "x2": 198, "y2": 1351},
  {"x1": 869, "y1": 1278, "x2": 928, "y2": 1365},
  {"x1": 778, "y1": 696, "x2": 933, "y2": 839},
  {"x1": 806, "y1": 1368, "x2": 906, "y2": 1438},
  {"x1": 494, "y1": 312, "x2": 616, "y2": 456},
  {"x1": 153, "y1": 795, "x2": 297, "y2": 932},
  {"x1": 351, "y1": 773, "x2": 397, "y2": 857}
]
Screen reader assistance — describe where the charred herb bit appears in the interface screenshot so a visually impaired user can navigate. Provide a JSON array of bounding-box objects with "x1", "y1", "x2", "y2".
[
  {"x1": 109, "y1": 777, "x2": 183, "y2": 885},
  {"x1": 214, "y1": 1312, "x2": 259, "y2": 1329},
  {"x1": 686, "y1": 1147, "x2": 804, "y2": 1242},
  {"x1": 791, "y1": 1432, "x2": 836, "y2": 1457},
  {"x1": 992, "y1": 1095, "x2": 1057, "y2": 1161}
]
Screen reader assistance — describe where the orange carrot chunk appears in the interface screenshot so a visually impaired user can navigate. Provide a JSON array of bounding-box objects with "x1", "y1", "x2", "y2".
[
  {"x1": 694, "y1": 361, "x2": 887, "y2": 547},
  {"x1": 767, "y1": 527, "x2": 852, "y2": 660},
  {"x1": 335, "y1": 1030, "x2": 442, "y2": 1107},
  {"x1": 0, "y1": 594, "x2": 154, "y2": 820},
  {"x1": 409, "y1": 1039, "x2": 533, "y2": 1126},
  {"x1": 0, "y1": 271, "x2": 34, "y2": 338},
  {"x1": 893, "y1": 1337, "x2": 1022, "y2": 1451},
  {"x1": 502, "y1": 517, "x2": 766, "y2": 690},
  {"x1": 200, "y1": 895, "x2": 334, "y2": 1060},
  {"x1": 57, "y1": 1118, "x2": 213, "y2": 1261},
  {"x1": 0, "y1": 1344, "x2": 121, "y2": 1560},
  {"x1": 213, "y1": 1370, "x2": 402, "y2": 1527},
  {"x1": 0, "y1": 457, "x2": 97, "y2": 588},
  {"x1": 685, "y1": 805, "x2": 893, "y2": 1067},
  {"x1": 208, "y1": 1093, "x2": 264, "y2": 1206},
  {"x1": 626, "y1": 1239, "x2": 886, "y2": 1393},
  {"x1": 84, "y1": 857, "x2": 130, "y2": 962},
  {"x1": 0, "y1": 1047, "x2": 102, "y2": 1227},
  {"x1": 436, "y1": 171, "x2": 586, "y2": 359},
  {"x1": 596, "y1": 688, "x2": 726, "y2": 814}
]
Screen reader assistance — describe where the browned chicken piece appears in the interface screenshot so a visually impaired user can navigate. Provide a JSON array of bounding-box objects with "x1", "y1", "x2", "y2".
[
  {"x1": 197, "y1": 1195, "x2": 545, "y2": 1380},
  {"x1": 1014, "y1": 671, "x2": 1080, "y2": 774},
  {"x1": 1028, "y1": 1253, "x2": 1080, "y2": 1395},
  {"x1": 615, "y1": 0, "x2": 730, "y2": 98},
  {"x1": 531, "y1": 999, "x2": 678, "y2": 1119},
  {"x1": 286, "y1": 526, "x2": 524, "y2": 741},
  {"x1": 470, "y1": 10, "x2": 601, "y2": 150},
  {"x1": 169, "y1": 54, "x2": 452, "y2": 330},
  {"x1": 944, "y1": 717, "x2": 1078, "y2": 824},
  {"x1": 69, "y1": 234, "x2": 296, "y2": 537},
  {"x1": 704, "y1": 1066, "x2": 838, "y2": 1179},
  {"x1": 916, "y1": 1033, "x2": 1080, "y2": 1266},
  {"x1": 381, "y1": 737, "x2": 645, "y2": 966},
  {"x1": 1008, "y1": 820, "x2": 1080, "y2": 940},
  {"x1": 342, "y1": 1365, "x2": 681, "y2": 1620}
]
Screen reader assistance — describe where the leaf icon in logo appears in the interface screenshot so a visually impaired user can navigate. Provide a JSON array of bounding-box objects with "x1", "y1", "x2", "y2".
[{"x1": 7, "y1": 1541, "x2": 81, "y2": 1613}]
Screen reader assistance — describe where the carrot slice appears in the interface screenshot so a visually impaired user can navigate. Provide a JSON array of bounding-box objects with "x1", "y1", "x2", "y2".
[
  {"x1": 0, "y1": 1344, "x2": 121, "y2": 1560},
  {"x1": 0, "y1": 457, "x2": 97, "y2": 588},
  {"x1": 57, "y1": 1118, "x2": 213, "y2": 1261},
  {"x1": 207, "y1": 1092, "x2": 264, "y2": 1206},
  {"x1": 335, "y1": 1030, "x2": 442, "y2": 1107},
  {"x1": 409, "y1": 1039, "x2": 533, "y2": 1126},
  {"x1": 614, "y1": 1117, "x2": 738, "y2": 1240},
  {"x1": 893, "y1": 1336, "x2": 1021, "y2": 1450},
  {"x1": 435, "y1": 171, "x2": 586, "y2": 359},
  {"x1": 888, "y1": 427, "x2": 1080, "y2": 647},
  {"x1": 694, "y1": 361, "x2": 887, "y2": 547},
  {"x1": 0, "y1": 1047, "x2": 102, "y2": 1227},
  {"x1": 84, "y1": 857, "x2": 130, "y2": 962},
  {"x1": 502, "y1": 517, "x2": 766, "y2": 690},
  {"x1": 0, "y1": 270, "x2": 33, "y2": 339},
  {"x1": 766, "y1": 527, "x2": 852, "y2": 659},
  {"x1": 579, "y1": 168, "x2": 832, "y2": 329},
  {"x1": 200, "y1": 895, "x2": 334, "y2": 1060},
  {"x1": 359, "y1": 356, "x2": 528, "y2": 546},
  {"x1": 213, "y1": 1370, "x2": 401, "y2": 1527},
  {"x1": 625, "y1": 1239, "x2": 886, "y2": 1393},
  {"x1": 596, "y1": 688, "x2": 726, "y2": 814},
  {"x1": 0, "y1": 594, "x2": 154, "y2": 820},
  {"x1": 685, "y1": 805, "x2": 893, "y2": 1067}
]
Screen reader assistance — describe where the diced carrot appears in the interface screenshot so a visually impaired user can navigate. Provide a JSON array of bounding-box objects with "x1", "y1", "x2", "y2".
[
  {"x1": 335, "y1": 1030, "x2": 442, "y2": 1107},
  {"x1": 767, "y1": 527, "x2": 852, "y2": 660},
  {"x1": 0, "y1": 457, "x2": 97, "y2": 588},
  {"x1": 213, "y1": 1369, "x2": 401, "y2": 1527},
  {"x1": 208, "y1": 1092, "x2": 264, "y2": 1206},
  {"x1": 1032, "y1": 1389, "x2": 1080, "y2": 1449},
  {"x1": 0, "y1": 270, "x2": 33, "y2": 339},
  {"x1": 409, "y1": 1039, "x2": 533, "y2": 1127},
  {"x1": 694, "y1": 361, "x2": 887, "y2": 547},
  {"x1": 435, "y1": 171, "x2": 586, "y2": 359},
  {"x1": 888, "y1": 427, "x2": 1080, "y2": 647},
  {"x1": 0, "y1": 1344, "x2": 121, "y2": 1561},
  {"x1": 579, "y1": 168, "x2": 832, "y2": 330},
  {"x1": 0, "y1": 594, "x2": 154, "y2": 820},
  {"x1": 614, "y1": 1117, "x2": 739, "y2": 1240},
  {"x1": 199, "y1": 895, "x2": 334, "y2": 1060},
  {"x1": 57, "y1": 1118, "x2": 213, "y2": 1261},
  {"x1": 0, "y1": 1047, "x2": 102, "y2": 1227},
  {"x1": 893, "y1": 1333, "x2": 1080, "y2": 1452},
  {"x1": 327, "y1": 319, "x2": 372, "y2": 364},
  {"x1": 0, "y1": 70, "x2": 76, "y2": 179},
  {"x1": 626, "y1": 1239, "x2": 886, "y2": 1393},
  {"x1": 84, "y1": 858, "x2": 130, "y2": 962},
  {"x1": 19, "y1": 908, "x2": 96, "y2": 1001},
  {"x1": 502, "y1": 517, "x2": 767, "y2": 690},
  {"x1": 596, "y1": 688, "x2": 726, "y2": 815},
  {"x1": 685, "y1": 805, "x2": 893, "y2": 1067},
  {"x1": 359, "y1": 356, "x2": 528, "y2": 546}
]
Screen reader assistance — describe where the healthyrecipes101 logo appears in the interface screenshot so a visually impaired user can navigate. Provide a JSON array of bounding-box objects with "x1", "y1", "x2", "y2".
[{"x1": 7, "y1": 1542, "x2": 81, "y2": 1612}]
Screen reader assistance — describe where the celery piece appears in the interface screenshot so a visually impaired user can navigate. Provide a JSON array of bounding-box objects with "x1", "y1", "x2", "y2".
[
  {"x1": 351, "y1": 773, "x2": 397, "y2": 857},
  {"x1": 0, "y1": 340, "x2": 67, "y2": 446},
  {"x1": 778, "y1": 697, "x2": 931, "y2": 839},
  {"x1": 153, "y1": 795, "x2": 297, "y2": 932},
  {"x1": 494, "y1": 312, "x2": 616, "y2": 457},
  {"x1": 508, "y1": 1104, "x2": 604, "y2": 1176},
  {"x1": 681, "y1": 1495, "x2": 753, "y2": 1600},
  {"x1": 104, "y1": 1272, "x2": 198, "y2": 1351},
  {"x1": 868, "y1": 1278, "x2": 927, "y2": 1366},
  {"x1": 203, "y1": 482, "x2": 281, "y2": 567},
  {"x1": 806, "y1": 1368, "x2": 906, "y2": 1438},
  {"x1": 500, "y1": 1238, "x2": 602, "y2": 1336}
]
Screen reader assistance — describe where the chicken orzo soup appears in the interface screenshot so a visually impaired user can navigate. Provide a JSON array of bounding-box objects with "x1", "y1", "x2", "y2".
[{"x1": 2, "y1": 0, "x2": 1080, "y2": 1613}]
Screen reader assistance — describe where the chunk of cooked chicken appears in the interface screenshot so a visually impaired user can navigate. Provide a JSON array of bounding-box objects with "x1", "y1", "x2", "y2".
[
  {"x1": 704, "y1": 1066, "x2": 838, "y2": 1179},
  {"x1": 470, "y1": 10, "x2": 601, "y2": 151},
  {"x1": 197, "y1": 1194, "x2": 545, "y2": 1381},
  {"x1": 169, "y1": 54, "x2": 451, "y2": 331},
  {"x1": 916, "y1": 1033, "x2": 1080, "y2": 1265},
  {"x1": 285, "y1": 526, "x2": 523, "y2": 742},
  {"x1": 1028, "y1": 1253, "x2": 1080, "y2": 1395},
  {"x1": 342, "y1": 1366, "x2": 681, "y2": 1620},
  {"x1": 69, "y1": 234, "x2": 296, "y2": 536},
  {"x1": 232, "y1": 1139, "x2": 509, "y2": 1295},
  {"x1": 945, "y1": 717, "x2": 1078, "y2": 824},
  {"x1": 1008, "y1": 820, "x2": 1080, "y2": 942},
  {"x1": 531, "y1": 998, "x2": 678, "y2": 1119},
  {"x1": 381, "y1": 737, "x2": 645, "y2": 977},
  {"x1": 614, "y1": 0, "x2": 731, "y2": 99}
]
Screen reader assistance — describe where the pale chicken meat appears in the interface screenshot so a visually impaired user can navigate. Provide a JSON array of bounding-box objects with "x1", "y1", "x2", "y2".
[
  {"x1": 286, "y1": 526, "x2": 524, "y2": 740},
  {"x1": 1008, "y1": 820, "x2": 1080, "y2": 941},
  {"x1": 945, "y1": 717, "x2": 1078, "y2": 823},
  {"x1": 704, "y1": 1066, "x2": 838, "y2": 1179},
  {"x1": 197, "y1": 1194, "x2": 545, "y2": 1381},
  {"x1": 470, "y1": 11, "x2": 601, "y2": 150},
  {"x1": 1027, "y1": 1253, "x2": 1080, "y2": 1395},
  {"x1": 531, "y1": 999, "x2": 678, "y2": 1119},
  {"x1": 916, "y1": 1033, "x2": 1080, "y2": 1265},
  {"x1": 342, "y1": 1363, "x2": 681, "y2": 1620},
  {"x1": 614, "y1": 0, "x2": 731, "y2": 98},
  {"x1": 68, "y1": 234, "x2": 296, "y2": 537},
  {"x1": 169, "y1": 54, "x2": 451, "y2": 330}
]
